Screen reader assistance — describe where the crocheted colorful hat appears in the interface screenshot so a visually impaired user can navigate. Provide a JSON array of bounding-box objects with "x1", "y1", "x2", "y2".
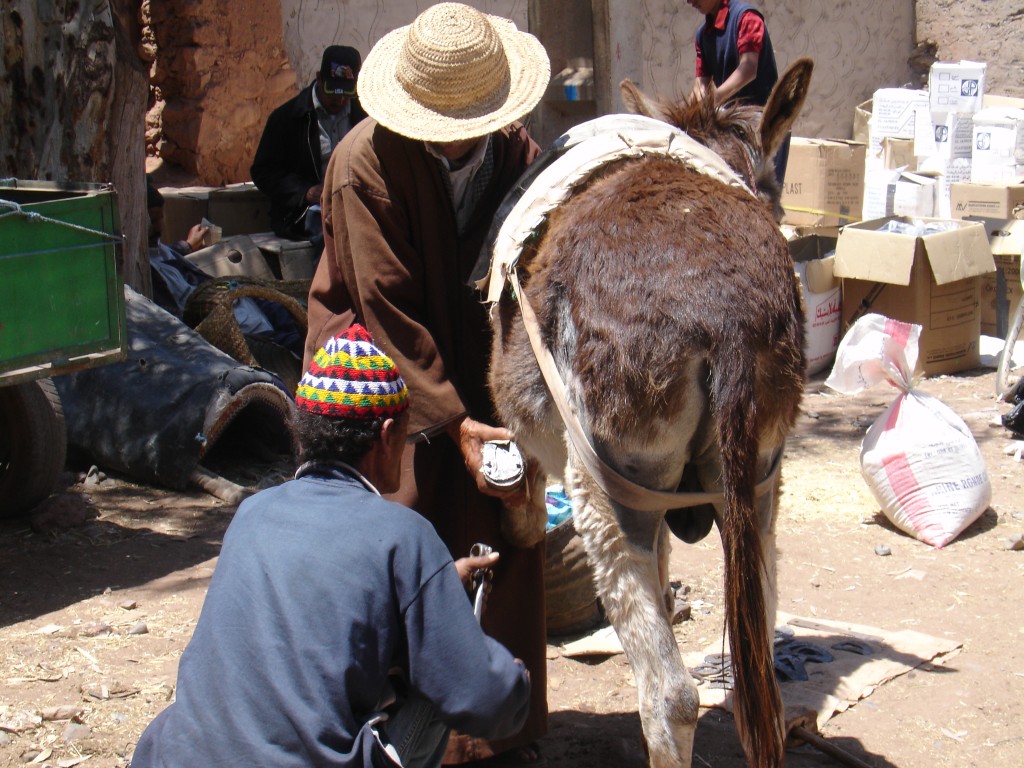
[{"x1": 296, "y1": 325, "x2": 410, "y2": 419}]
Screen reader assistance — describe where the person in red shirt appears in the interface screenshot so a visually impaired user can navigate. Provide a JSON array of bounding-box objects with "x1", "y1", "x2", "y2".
[{"x1": 689, "y1": 0, "x2": 790, "y2": 184}]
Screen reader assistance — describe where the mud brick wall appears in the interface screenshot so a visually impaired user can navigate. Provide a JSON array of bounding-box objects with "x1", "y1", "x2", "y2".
[{"x1": 148, "y1": 0, "x2": 296, "y2": 185}]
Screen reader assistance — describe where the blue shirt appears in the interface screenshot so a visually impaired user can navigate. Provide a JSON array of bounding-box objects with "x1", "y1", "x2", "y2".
[{"x1": 132, "y1": 470, "x2": 530, "y2": 767}]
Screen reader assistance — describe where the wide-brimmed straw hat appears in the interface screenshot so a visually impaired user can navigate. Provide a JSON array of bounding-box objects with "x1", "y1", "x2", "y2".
[{"x1": 357, "y1": 3, "x2": 550, "y2": 142}]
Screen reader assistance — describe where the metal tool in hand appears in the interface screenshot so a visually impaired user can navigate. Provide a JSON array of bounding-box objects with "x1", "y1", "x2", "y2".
[{"x1": 470, "y1": 542, "x2": 494, "y2": 623}]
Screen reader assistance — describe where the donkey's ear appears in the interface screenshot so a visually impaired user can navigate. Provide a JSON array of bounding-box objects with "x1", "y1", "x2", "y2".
[
  {"x1": 760, "y1": 58, "x2": 814, "y2": 159},
  {"x1": 620, "y1": 79, "x2": 661, "y2": 119}
]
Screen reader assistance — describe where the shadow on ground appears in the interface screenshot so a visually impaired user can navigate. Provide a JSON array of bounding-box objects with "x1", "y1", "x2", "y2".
[
  {"x1": 0, "y1": 491, "x2": 229, "y2": 628},
  {"x1": 543, "y1": 708, "x2": 901, "y2": 767}
]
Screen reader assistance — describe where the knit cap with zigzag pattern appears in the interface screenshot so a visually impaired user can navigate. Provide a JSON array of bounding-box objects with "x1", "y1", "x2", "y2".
[{"x1": 296, "y1": 325, "x2": 409, "y2": 419}]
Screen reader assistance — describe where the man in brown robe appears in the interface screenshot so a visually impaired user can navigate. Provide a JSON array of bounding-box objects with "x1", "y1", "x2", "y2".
[{"x1": 303, "y1": 4, "x2": 552, "y2": 764}]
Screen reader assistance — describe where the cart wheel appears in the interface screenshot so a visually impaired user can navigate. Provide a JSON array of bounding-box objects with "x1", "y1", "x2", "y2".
[
  {"x1": 0, "y1": 379, "x2": 67, "y2": 518},
  {"x1": 996, "y1": 298, "x2": 1024, "y2": 401}
]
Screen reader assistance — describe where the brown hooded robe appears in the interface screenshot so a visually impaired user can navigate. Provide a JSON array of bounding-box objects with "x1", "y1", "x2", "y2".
[{"x1": 304, "y1": 118, "x2": 547, "y2": 760}]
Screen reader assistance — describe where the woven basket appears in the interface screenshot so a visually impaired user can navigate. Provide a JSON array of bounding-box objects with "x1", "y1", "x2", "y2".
[
  {"x1": 184, "y1": 278, "x2": 308, "y2": 380},
  {"x1": 545, "y1": 516, "x2": 603, "y2": 636}
]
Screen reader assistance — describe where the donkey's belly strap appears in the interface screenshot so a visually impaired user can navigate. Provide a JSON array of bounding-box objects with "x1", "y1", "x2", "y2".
[{"x1": 480, "y1": 114, "x2": 754, "y2": 304}]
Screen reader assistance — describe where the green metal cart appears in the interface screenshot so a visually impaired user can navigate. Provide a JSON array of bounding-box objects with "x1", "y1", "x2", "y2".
[{"x1": 0, "y1": 180, "x2": 127, "y2": 517}]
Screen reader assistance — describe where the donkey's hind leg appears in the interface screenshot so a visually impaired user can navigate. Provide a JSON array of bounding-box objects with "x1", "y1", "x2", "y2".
[
  {"x1": 756, "y1": 449, "x2": 785, "y2": 634},
  {"x1": 569, "y1": 454, "x2": 698, "y2": 768}
]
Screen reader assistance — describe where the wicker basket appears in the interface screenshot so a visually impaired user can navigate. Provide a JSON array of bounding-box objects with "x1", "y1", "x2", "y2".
[
  {"x1": 545, "y1": 516, "x2": 603, "y2": 636},
  {"x1": 183, "y1": 277, "x2": 309, "y2": 390}
]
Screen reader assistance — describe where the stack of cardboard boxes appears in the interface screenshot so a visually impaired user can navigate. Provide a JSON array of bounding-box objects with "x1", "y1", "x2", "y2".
[
  {"x1": 779, "y1": 58, "x2": 1024, "y2": 377},
  {"x1": 915, "y1": 60, "x2": 987, "y2": 217},
  {"x1": 855, "y1": 62, "x2": 988, "y2": 220},
  {"x1": 861, "y1": 87, "x2": 930, "y2": 219}
]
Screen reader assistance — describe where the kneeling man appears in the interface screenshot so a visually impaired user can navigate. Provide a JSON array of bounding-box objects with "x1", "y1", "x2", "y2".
[{"x1": 132, "y1": 324, "x2": 529, "y2": 767}]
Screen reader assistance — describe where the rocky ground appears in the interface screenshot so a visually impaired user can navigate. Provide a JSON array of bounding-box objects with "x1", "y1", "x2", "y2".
[{"x1": 2, "y1": 365, "x2": 1023, "y2": 767}]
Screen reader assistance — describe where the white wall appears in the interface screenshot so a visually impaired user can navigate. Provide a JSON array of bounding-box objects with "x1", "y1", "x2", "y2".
[
  {"x1": 279, "y1": 0, "x2": 530, "y2": 87},
  {"x1": 638, "y1": 0, "x2": 916, "y2": 140},
  {"x1": 275, "y1": 0, "x2": 915, "y2": 141}
]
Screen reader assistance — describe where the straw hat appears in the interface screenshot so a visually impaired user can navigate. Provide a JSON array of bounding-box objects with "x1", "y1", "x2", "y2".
[{"x1": 357, "y1": 3, "x2": 550, "y2": 142}]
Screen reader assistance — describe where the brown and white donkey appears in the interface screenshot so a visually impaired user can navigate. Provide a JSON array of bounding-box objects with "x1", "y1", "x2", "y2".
[{"x1": 488, "y1": 59, "x2": 814, "y2": 767}]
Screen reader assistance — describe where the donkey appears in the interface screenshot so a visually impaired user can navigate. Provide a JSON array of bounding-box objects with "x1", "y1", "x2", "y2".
[{"x1": 488, "y1": 59, "x2": 813, "y2": 768}]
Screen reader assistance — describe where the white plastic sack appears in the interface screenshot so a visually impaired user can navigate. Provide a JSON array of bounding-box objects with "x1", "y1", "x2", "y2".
[{"x1": 826, "y1": 314, "x2": 991, "y2": 548}]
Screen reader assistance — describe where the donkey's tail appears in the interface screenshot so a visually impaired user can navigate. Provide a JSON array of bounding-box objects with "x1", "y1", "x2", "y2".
[{"x1": 710, "y1": 339, "x2": 785, "y2": 768}]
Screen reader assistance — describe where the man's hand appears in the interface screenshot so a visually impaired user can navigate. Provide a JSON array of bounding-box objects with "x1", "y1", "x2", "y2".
[
  {"x1": 446, "y1": 416, "x2": 528, "y2": 503},
  {"x1": 454, "y1": 550, "x2": 499, "y2": 588},
  {"x1": 184, "y1": 223, "x2": 208, "y2": 252},
  {"x1": 305, "y1": 184, "x2": 324, "y2": 204}
]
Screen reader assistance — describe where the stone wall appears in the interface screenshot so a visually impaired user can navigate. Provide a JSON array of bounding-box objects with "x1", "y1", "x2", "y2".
[
  {"x1": 148, "y1": 0, "x2": 296, "y2": 185},
  {"x1": 916, "y1": 0, "x2": 1023, "y2": 101}
]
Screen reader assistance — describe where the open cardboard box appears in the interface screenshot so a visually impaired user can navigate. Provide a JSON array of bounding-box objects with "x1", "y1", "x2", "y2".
[
  {"x1": 834, "y1": 216, "x2": 994, "y2": 375},
  {"x1": 788, "y1": 232, "x2": 840, "y2": 375}
]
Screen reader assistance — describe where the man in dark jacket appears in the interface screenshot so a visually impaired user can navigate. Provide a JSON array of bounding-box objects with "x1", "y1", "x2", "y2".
[
  {"x1": 131, "y1": 324, "x2": 530, "y2": 768},
  {"x1": 251, "y1": 45, "x2": 367, "y2": 248}
]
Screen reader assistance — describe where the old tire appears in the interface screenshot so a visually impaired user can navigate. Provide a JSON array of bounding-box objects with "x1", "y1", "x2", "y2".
[
  {"x1": 545, "y1": 516, "x2": 603, "y2": 636},
  {"x1": 0, "y1": 379, "x2": 67, "y2": 518}
]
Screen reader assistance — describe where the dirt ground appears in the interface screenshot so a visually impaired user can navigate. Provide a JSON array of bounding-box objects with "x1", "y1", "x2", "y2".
[{"x1": 2, "y1": 365, "x2": 1023, "y2": 768}]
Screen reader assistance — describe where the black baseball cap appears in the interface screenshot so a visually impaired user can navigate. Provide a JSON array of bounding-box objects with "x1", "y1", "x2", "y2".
[{"x1": 320, "y1": 45, "x2": 360, "y2": 96}]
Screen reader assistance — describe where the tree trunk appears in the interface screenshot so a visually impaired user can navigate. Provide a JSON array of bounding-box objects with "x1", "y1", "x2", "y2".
[{"x1": 0, "y1": 0, "x2": 151, "y2": 296}]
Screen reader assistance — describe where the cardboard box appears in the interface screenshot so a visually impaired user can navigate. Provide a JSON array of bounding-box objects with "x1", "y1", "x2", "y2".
[
  {"x1": 882, "y1": 137, "x2": 917, "y2": 170},
  {"x1": 789, "y1": 233, "x2": 840, "y2": 375},
  {"x1": 833, "y1": 216, "x2": 994, "y2": 375},
  {"x1": 868, "y1": 88, "x2": 929, "y2": 161},
  {"x1": 917, "y1": 155, "x2": 974, "y2": 218},
  {"x1": 982, "y1": 94, "x2": 1024, "y2": 110},
  {"x1": 160, "y1": 186, "x2": 211, "y2": 245},
  {"x1": 915, "y1": 109, "x2": 974, "y2": 160},
  {"x1": 208, "y1": 184, "x2": 273, "y2": 238},
  {"x1": 946, "y1": 177, "x2": 1024, "y2": 219},
  {"x1": 160, "y1": 183, "x2": 272, "y2": 243},
  {"x1": 853, "y1": 99, "x2": 872, "y2": 146},
  {"x1": 862, "y1": 166, "x2": 899, "y2": 221},
  {"x1": 183, "y1": 235, "x2": 276, "y2": 281},
  {"x1": 971, "y1": 107, "x2": 1024, "y2": 181},
  {"x1": 250, "y1": 233, "x2": 319, "y2": 280},
  {"x1": 781, "y1": 138, "x2": 865, "y2": 227},
  {"x1": 971, "y1": 163, "x2": 1024, "y2": 185},
  {"x1": 890, "y1": 171, "x2": 941, "y2": 217},
  {"x1": 969, "y1": 218, "x2": 1024, "y2": 337},
  {"x1": 863, "y1": 170, "x2": 942, "y2": 220},
  {"x1": 950, "y1": 179, "x2": 1024, "y2": 219},
  {"x1": 928, "y1": 60, "x2": 986, "y2": 114}
]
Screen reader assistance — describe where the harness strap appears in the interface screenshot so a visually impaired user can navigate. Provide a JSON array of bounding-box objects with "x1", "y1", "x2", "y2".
[{"x1": 509, "y1": 269, "x2": 781, "y2": 513}]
